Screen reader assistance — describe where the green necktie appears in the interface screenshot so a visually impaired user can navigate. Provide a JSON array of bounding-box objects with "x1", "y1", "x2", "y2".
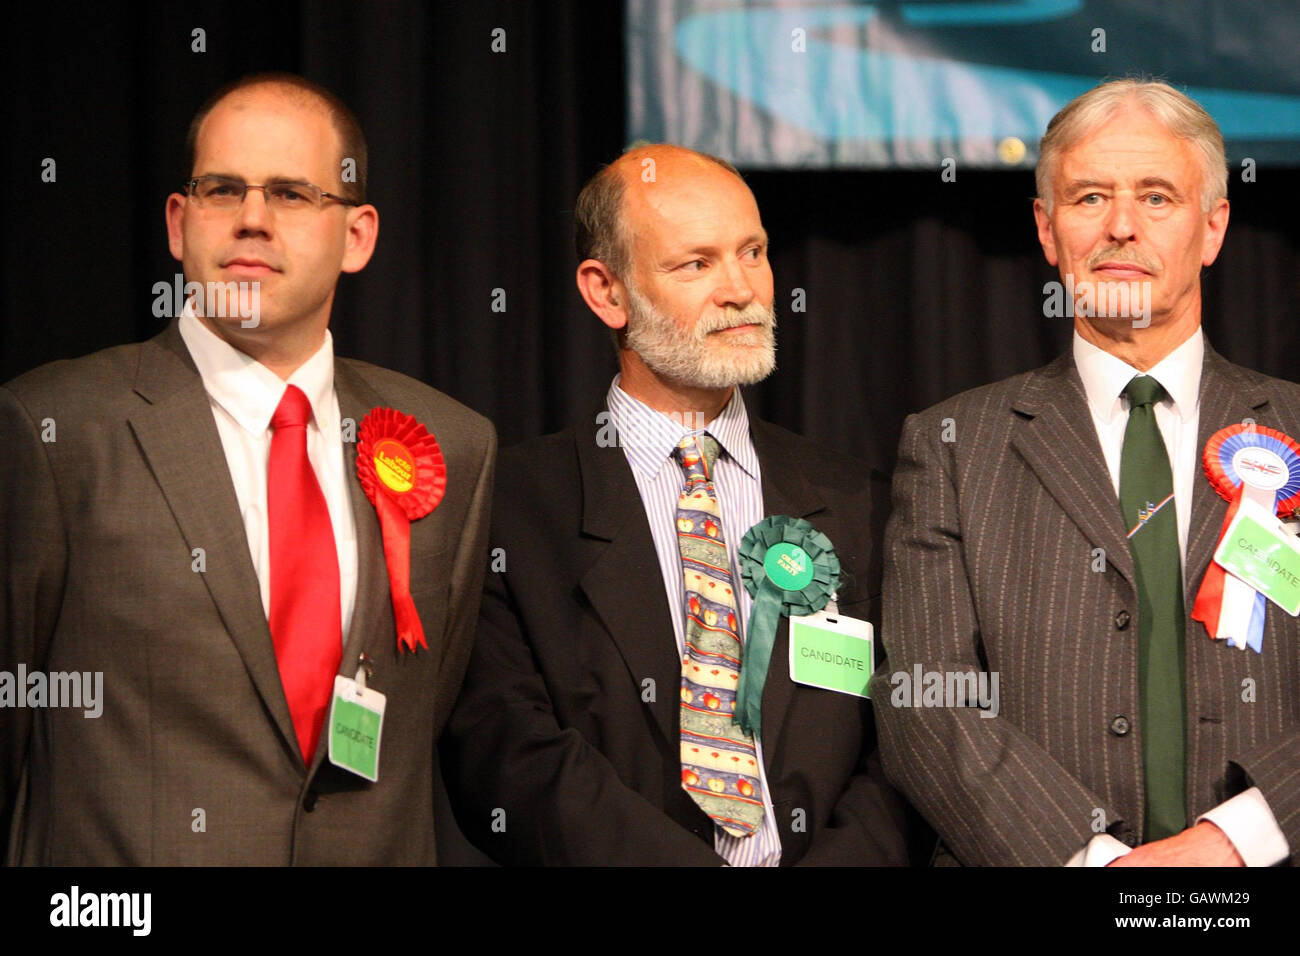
[{"x1": 1119, "y1": 375, "x2": 1186, "y2": 842}]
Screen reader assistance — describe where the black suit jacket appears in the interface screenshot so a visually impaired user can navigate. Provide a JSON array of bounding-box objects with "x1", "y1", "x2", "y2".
[{"x1": 441, "y1": 406, "x2": 917, "y2": 865}]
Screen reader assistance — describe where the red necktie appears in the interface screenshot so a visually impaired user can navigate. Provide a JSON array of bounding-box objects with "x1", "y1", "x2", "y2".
[{"x1": 268, "y1": 385, "x2": 342, "y2": 765}]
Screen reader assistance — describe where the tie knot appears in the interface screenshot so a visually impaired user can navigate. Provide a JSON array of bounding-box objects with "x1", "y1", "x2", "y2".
[
  {"x1": 674, "y1": 434, "x2": 720, "y2": 479},
  {"x1": 1123, "y1": 375, "x2": 1166, "y2": 410},
  {"x1": 271, "y1": 385, "x2": 313, "y2": 431}
]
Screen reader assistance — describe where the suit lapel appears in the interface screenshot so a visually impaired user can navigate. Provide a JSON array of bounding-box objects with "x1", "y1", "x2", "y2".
[
  {"x1": 573, "y1": 409, "x2": 834, "y2": 751},
  {"x1": 1009, "y1": 353, "x2": 1136, "y2": 588},
  {"x1": 127, "y1": 322, "x2": 300, "y2": 763},
  {"x1": 574, "y1": 413, "x2": 681, "y2": 744},
  {"x1": 333, "y1": 362, "x2": 391, "y2": 672},
  {"x1": 749, "y1": 418, "x2": 827, "y2": 762},
  {"x1": 1184, "y1": 345, "x2": 1271, "y2": 608}
]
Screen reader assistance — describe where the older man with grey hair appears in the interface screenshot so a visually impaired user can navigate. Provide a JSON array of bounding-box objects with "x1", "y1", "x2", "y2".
[{"x1": 874, "y1": 79, "x2": 1300, "y2": 866}]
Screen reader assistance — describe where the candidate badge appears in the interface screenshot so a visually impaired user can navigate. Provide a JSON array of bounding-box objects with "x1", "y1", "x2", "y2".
[
  {"x1": 356, "y1": 408, "x2": 447, "y2": 653},
  {"x1": 736, "y1": 516, "x2": 840, "y2": 734},
  {"x1": 1192, "y1": 423, "x2": 1300, "y2": 652}
]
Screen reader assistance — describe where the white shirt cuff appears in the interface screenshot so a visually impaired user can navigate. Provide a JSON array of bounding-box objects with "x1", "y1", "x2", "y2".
[
  {"x1": 1065, "y1": 833, "x2": 1132, "y2": 867},
  {"x1": 1198, "y1": 787, "x2": 1290, "y2": 867}
]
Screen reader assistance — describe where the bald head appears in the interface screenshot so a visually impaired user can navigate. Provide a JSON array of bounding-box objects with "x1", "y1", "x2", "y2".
[
  {"x1": 574, "y1": 144, "x2": 747, "y2": 282},
  {"x1": 186, "y1": 72, "x2": 367, "y2": 202}
]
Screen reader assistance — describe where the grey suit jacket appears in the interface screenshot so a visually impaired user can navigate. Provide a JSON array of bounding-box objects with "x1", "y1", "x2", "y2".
[
  {"x1": 0, "y1": 320, "x2": 496, "y2": 864},
  {"x1": 871, "y1": 342, "x2": 1300, "y2": 866}
]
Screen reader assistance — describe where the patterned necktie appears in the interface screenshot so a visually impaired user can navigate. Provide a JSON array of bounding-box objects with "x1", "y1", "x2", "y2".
[
  {"x1": 268, "y1": 385, "x2": 342, "y2": 766},
  {"x1": 1119, "y1": 375, "x2": 1186, "y2": 841},
  {"x1": 674, "y1": 434, "x2": 765, "y2": 837}
]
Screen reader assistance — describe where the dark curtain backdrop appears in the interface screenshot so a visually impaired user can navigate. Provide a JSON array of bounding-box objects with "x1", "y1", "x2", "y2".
[
  {"x1": 4, "y1": 1, "x2": 1299, "y2": 862},
  {"x1": 6, "y1": 2, "x2": 1299, "y2": 473}
]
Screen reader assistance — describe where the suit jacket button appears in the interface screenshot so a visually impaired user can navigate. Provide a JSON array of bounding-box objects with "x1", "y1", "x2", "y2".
[
  {"x1": 303, "y1": 790, "x2": 319, "y2": 812},
  {"x1": 1109, "y1": 716, "x2": 1131, "y2": 736},
  {"x1": 1114, "y1": 610, "x2": 1131, "y2": 630},
  {"x1": 1122, "y1": 832, "x2": 1138, "y2": 847}
]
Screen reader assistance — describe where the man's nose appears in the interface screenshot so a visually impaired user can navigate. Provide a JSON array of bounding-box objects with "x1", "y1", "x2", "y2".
[
  {"x1": 713, "y1": 256, "x2": 757, "y2": 310},
  {"x1": 233, "y1": 186, "x2": 275, "y2": 237},
  {"x1": 1105, "y1": 193, "x2": 1140, "y2": 244}
]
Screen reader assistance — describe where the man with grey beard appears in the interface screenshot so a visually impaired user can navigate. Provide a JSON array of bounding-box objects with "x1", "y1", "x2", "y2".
[{"x1": 441, "y1": 144, "x2": 917, "y2": 865}]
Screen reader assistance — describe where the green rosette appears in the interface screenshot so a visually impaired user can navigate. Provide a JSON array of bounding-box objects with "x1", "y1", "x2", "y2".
[{"x1": 736, "y1": 516, "x2": 840, "y2": 735}]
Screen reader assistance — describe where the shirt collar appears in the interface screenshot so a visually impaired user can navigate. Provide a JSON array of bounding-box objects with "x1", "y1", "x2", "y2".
[
  {"x1": 177, "y1": 303, "x2": 337, "y2": 437},
  {"x1": 1073, "y1": 326, "x2": 1203, "y2": 425},
  {"x1": 605, "y1": 374, "x2": 759, "y2": 480}
]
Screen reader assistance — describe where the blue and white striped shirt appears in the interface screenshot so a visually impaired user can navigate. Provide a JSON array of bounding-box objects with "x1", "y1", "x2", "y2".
[{"x1": 606, "y1": 376, "x2": 781, "y2": 867}]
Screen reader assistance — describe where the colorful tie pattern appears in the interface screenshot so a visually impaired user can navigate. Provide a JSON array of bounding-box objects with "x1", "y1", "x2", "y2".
[
  {"x1": 268, "y1": 385, "x2": 342, "y2": 765},
  {"x1": 674, "y1": 435, "x2": 765, "y2": 837}
]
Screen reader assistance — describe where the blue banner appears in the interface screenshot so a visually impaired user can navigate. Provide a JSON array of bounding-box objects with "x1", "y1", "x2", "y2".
[{"x1": 627, "y1": 0, "x2": 1300, "y2": 168}]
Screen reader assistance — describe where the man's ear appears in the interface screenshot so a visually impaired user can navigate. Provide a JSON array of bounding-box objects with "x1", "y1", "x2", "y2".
[
  {"x1": 1032, "y1": 198, "x2": 1060, "y2": 267},
  {"x1": 1201, "y1": 197, "x2": 1230, "y2": 267},
  {"x1": 576, "y1": 259, "x2": 629, "y2": 331},
  {"x1": 340, "y1": 204, "x2": 379, "y2": 274},
  {"x1": 165, "y1": 193, "x2": 187, "y2": 262}
]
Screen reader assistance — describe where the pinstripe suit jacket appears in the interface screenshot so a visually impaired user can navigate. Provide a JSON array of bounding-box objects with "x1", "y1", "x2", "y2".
[{"x1": 871, "y1": 341, "x2": 1300, "y2": 866}]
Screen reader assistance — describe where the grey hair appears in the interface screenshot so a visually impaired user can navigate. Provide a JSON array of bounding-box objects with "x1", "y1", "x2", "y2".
[{"x1": 1036, "y1": 78, "x2": 1227, "y2": 213}]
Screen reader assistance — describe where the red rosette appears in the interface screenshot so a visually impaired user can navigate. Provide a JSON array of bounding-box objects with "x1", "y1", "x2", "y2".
[{"x1": 356, "y1": 408, "x2": 448, "y2": 653}]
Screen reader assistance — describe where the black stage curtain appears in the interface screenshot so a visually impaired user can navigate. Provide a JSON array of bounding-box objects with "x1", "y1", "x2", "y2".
[
  {"x1": 4, "y1": 1, "x2": 1299, "y2": 862},
  {"x1": 5, "y1": 2, "x2": 1298, "y2": 470}
]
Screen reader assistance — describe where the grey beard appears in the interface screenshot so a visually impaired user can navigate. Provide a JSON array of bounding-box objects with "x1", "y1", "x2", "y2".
[{"x1": 623, "y1": 285, "x2": 777, "y2": 390}]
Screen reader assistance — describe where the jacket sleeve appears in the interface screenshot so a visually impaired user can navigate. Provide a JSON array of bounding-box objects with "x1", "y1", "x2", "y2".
[
  {"x1": 439, "y1": 550, "x2": 724, "y2": 866},
  {"x1": 430, "y1": 422, "x2": 497, "y2": 738},
  {"x1": 1231, "y1": 731, "x2": 1300, "y2": 858},
  {"x1": 0, "y1": 384, "x2": 67, "y2": 861}
]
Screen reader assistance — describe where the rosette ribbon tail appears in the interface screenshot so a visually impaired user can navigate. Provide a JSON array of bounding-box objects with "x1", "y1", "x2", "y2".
[
  {"x1": 737, "y1": 580, "x2": 783, "y2": 736},
  {"x1": 375, "y1": 489, "x2": 428, "y2": 652},
  {"x1": 1191, "y1": 483, "x2": 1243, "y2": 639},
  {"x1": 736, "y1": 515, "x2": 841, "y2": 738}
]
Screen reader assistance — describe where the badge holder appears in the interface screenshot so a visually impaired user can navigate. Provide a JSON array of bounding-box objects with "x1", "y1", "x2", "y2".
[
  {"x1": 327, "y1": 653, "x2": 387, "y2": 782},
  {"x1": 788, "y1": 592, "x2": 875, "y2": 698}
]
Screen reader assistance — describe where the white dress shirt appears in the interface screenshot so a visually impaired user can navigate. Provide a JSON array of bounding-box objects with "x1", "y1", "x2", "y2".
[
  {"x1": 178, "y1": 309, "x2": 358, "y2": 641},
  {"x1": 1067, "y1": 327, "x2": 1288, "y2": 866},
  {"x1": 606, "y1": 376, "x2": 781, "y2": 867}
]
